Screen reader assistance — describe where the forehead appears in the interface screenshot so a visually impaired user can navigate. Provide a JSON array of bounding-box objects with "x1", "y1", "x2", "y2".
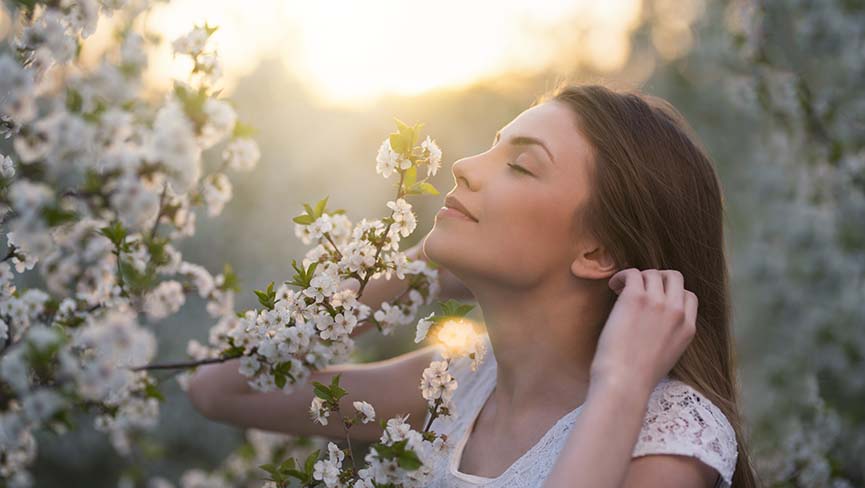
[{"x1": 500, "y1": 101, "x2": 594, "y2": 175}]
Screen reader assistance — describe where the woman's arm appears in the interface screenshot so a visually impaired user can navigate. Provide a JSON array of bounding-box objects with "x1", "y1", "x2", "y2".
[
  {"x1": 186, "y1": 238, "x2": 468, "y2": 438},
  {"x1": 544, "y1": 269, "x2": 712, "y2": 488},
  {"x1": 543, "y1": 378, "x2": 718, "y2": 488},
  {"x1": 542, "y1": 379, "x2": 651, "y2": 488},
  {"x1": 186, "y1": 345, "x2": 439, "y2": 442}
]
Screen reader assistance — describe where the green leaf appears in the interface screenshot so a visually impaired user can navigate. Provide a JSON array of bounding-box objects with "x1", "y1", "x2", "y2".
[
  {"x1": 232, "y1": 121, "x2": 257, "y2": 138},
  {"x1": 314, "y1": 196, "x2": 329, "y2": 218},
  {"x1": 304, "y1": 449, "x2": 321, "y2": 476},
  {"x1": 403, "y1": 166, "x2": 417, "y2": 188},
  {"x1": 144, "y1": 381, "x2": 165, "y2": 402},
  {"x1": 392, "y1": 118, "x2": 424, "y2": 151},
  {"x1": 279, "y1": 457, "x2": 297, "y2": 471},
  {"x1": 438, "y1": 298, "x2": 474, "y2": 317},
  {"x1": 173, "y1": 81, "x2": 208, "y2": 131},
  {"x1": 203, "y1": 21, "x2": 219, "y2": 36},
  {"x1": 121, "y1": 261, "x2": 157, "y2": 292},
  {"x1": 389, "y1": 133, "x2": 406, "y2": 155},
  {"x1": 416, "y1": 182, "x2": 439, "y2": 195},
  {"x1": 288, "y1": 260, "x2": 319, "y2": 289},
  {"x1": 100, "y1": 221, "x2": 128, "y2": 247},
  {"x1": 311, "y1": 381, "x2": 332, "y2": 401},
  {"x1": 394, "y1": 117, "x2": 411, "y2": 133},
  {"x1": 221, "y1": 263, "x2": 240, "y2": 292},
  {"x1": 83, "y1": 170, "x2": 104, "y2": 194},
  {"x1": 328, "y1": 373, "x2": 347, "y2": 401},
  {"x1": 254, "y1": 281, "x2": 276, "y2": 309},
  {"x1": 292, "y1": 214, "x2": 314, "y2": 225},
  {"x1": 406, "y1": 181, "x2": 439, "y2": 196},
  {"x1": 66, "y1": 88, "x2": 83, "y2": 113},
  {"x1": 397, "y1": 448, "x2": 423, "y2": 470}
]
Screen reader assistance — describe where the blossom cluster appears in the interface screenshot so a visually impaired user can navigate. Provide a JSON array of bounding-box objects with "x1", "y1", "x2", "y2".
[
  {"x1": 178, "y1": 119, "x2": 445, "y2": 397},
  {"x1": 133, "y1": 429, "x2": 327, "y2": 488},
  {"x1": 0, "y1": 1, "x2": 259, "y2": 485},
  {"x1": 0, "y1": 2, "x2": 466, "y2": 487},
  {"x1": 351, "y1": 413, "x2": 448, "y2": 487}
]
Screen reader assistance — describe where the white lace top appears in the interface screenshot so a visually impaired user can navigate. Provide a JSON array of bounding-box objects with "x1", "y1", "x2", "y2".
[{"x1": 422, "y1": 334, "x2": 738, "y2": 487}]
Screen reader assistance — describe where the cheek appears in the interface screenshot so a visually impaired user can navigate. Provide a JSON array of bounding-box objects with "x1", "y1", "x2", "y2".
[{"x1": 483, "y1": 189, "x2": 574, "y2": 264}]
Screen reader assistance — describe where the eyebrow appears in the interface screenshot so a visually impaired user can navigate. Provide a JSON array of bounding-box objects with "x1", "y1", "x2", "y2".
[{"x1": 493, "y1": 130, "x2": 556, "y2": 166}]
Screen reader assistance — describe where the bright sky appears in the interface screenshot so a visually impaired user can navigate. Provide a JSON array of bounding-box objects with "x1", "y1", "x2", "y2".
[
  {"x1": 129, "y1": 0, "x2": 645, "y2": 107},
  {"x1": 0, "y1": 1, "x2": 691, "y2": 107}
]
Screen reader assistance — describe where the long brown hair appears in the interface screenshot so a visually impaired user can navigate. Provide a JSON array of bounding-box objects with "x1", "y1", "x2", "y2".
[{"x1": 540, "y1": 83, "x2": 760, "y2": 488}]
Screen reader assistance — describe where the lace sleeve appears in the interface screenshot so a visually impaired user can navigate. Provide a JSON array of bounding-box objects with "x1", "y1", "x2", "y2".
[{"x1": 632, "y1": 378, "x2": 739, "y2": 487}]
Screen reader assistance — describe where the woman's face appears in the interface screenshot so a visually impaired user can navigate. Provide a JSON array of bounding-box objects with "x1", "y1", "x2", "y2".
[{"x1": 424, "y1": 100, "x2": 599, "y2": 289}]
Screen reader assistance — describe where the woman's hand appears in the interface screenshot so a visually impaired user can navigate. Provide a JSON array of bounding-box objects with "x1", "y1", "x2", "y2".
[
  {"x1": 406, "y1": 236, "x2": 474, "y2": 302},
  {"x1": 589, "y1": 268, "x2": 698, "y2": 398}
]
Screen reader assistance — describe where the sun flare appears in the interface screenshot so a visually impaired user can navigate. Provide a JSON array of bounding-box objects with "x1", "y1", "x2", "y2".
[{"x1": 105, "y1": 0, "x2": 646, "y2": 107}]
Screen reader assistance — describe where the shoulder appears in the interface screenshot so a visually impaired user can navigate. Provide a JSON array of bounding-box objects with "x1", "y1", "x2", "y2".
[{"x1": 631, "y1": 377, "x2": 738, "y2": 487}]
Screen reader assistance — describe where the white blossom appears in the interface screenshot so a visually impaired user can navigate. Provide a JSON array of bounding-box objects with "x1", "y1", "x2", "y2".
[
  {"x1": 143, "y1": 281, "x2": 186, "y2": 320},
  {"x1": 353, "y1": 401, "x2": 376, "y2": 424},
  {"x1": 310, "y1": 396, "x2": 330, "y2": 426},
  {"x1": 201, "y1": 173, "x2": 233, "y2": 217},
  {"x1": 421, "y1": 135, "x2": 442, "y2": 177},
  {"x1": 222, "y1": 137, "x2": 260, "y2": 172},
  {"x1": 385, "y1": 198, "x2": 417, "y2": 237},
  {"x1": 414, "y1": 312, "x2": 435, "y2": 343},
  {"x1": 172, "y1": 26, "x2": 210, "y2": 57},
  {"x1": 420, "y1": 360, "x2": 457, "y2": 403}
]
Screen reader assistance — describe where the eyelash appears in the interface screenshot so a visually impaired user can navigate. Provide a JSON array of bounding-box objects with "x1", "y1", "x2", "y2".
[{"x1": 507, "y1": 162, "x2": 532, "y2": 175}]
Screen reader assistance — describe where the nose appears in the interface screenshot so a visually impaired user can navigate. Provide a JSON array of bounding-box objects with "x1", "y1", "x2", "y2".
[{"x1": 451, "y1": 156, "x2": 479, "y2": 192}]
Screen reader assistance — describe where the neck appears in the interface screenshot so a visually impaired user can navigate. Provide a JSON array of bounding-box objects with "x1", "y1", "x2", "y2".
[{"x1": 468, "y1": 273, "x2": 611, "y2": 427}]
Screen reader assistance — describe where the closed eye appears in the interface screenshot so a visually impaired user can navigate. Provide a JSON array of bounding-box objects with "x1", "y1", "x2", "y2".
[{"x1": 508, "y1": 162, "x2": 532, "y2": 176}]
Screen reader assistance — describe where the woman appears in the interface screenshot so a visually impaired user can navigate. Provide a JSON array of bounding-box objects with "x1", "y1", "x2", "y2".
[{"x1": 187, "y1": 84, "x2": 759, "y2": 487}]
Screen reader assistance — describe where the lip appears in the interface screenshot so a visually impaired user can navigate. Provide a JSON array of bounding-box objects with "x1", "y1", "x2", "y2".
[{"x1": 443, "y1": 195, "x2": 478, "y2": 222}]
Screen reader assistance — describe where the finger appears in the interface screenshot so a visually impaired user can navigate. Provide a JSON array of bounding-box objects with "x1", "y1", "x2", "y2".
[
  {"x1": 683, "y1": 290, "x2": 698, "y2": 329},
  {"x1": 608, "y1": 268, "x2": 644, "y2": 296},
  {"x1": 661, "y1": 270, "x2": 685, "y2": 308},
  {"x1": 642, "y1": 269, "x2": 664, "y2": 302}
]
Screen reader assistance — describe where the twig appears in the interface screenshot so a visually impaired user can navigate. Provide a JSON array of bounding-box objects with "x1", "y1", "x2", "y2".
[
  {"x1": 1, "y1": 245, "x2": 17, "y2": 262},
  {"x1": 149, "y1": 183, "x2": 169, "y2": 241},
  {"x1": 335, "y1": 407, "x2": 359, "y2": 473},
  {"x1": 356, "y1": 171, "x2": 406, "y2": 297},
  {"x1": 131, "y1": 355, "x2": 232, "y2": 371},
  {"x1": 423, "y1": 398, "x2": 442, "y2": 433},
  {"x1": 323, "y1": 232, "x2": 343, "y2": 260},
  {"x1": 113, "y1": 246, "x2": 128, "y2": 298}
]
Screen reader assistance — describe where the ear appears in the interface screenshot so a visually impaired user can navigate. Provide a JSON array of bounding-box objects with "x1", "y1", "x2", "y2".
[{"x1": 571, "y1": 244, "x2": 617, "y2": 281}]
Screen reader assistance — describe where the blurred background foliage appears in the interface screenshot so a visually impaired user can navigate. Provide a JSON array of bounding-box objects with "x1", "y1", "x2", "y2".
[{"x1": 11, "y1": 0, "x2": 862, "y2": 485}]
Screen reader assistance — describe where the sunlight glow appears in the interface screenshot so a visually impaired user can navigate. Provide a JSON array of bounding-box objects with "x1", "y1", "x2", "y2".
[
  {"x1": 435, "y1": 318, "x2": 484, "y2": 358},
  {"x1": 86, "y1": 0, "x2": 647, "y2": 107}
]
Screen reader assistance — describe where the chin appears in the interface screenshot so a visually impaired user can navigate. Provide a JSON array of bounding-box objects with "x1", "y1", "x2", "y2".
[
  {"x1": 423, "y1": 222, "x2": 468, "y2": 268},
  {"x1": 424, "y1": 223, "x2": 487, "y2": 285},
  {"x1": 423, "y1": 223, "x2": 450, "y2": 264}
]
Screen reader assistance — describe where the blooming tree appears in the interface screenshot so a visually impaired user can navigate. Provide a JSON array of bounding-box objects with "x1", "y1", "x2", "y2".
[
  {"x1": 722, "y1": 0, "x2": 865, "y2": 486},
  {"x1": 0, "y1": 1, "x2": 489, "y2": 486},
  {"x1": 0, "y1": 1, "x2": 263, "y2": 484}
]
